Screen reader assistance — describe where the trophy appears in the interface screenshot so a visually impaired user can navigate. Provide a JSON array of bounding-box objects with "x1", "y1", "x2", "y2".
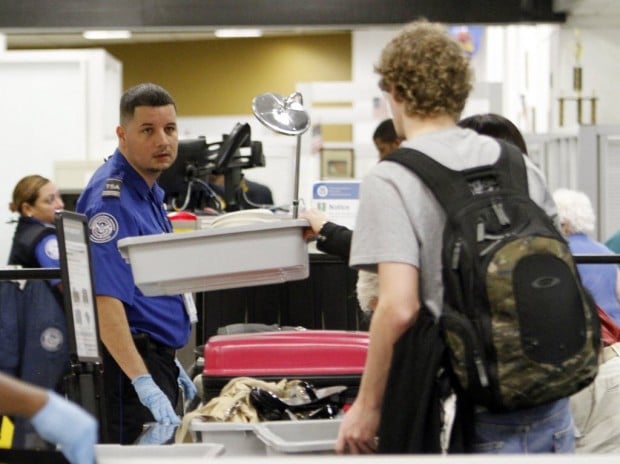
[{"x1": 558, "y1": 30, "x2": 597, "y2": 126}]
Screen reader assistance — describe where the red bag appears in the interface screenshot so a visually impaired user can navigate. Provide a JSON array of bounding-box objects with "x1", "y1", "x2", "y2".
[
  {"x1": 597, "y1": 304, "x2": 620, "y2": 346},
  {"x1": 202, "y1": 330, "x2": 368, "y2": 404}
]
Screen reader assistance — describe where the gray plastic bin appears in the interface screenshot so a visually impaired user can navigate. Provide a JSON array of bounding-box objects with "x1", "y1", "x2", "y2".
[
  {"x1": 253, "y1": 418, "x2": 342, "y2": 455},
  {"x1": 95, "y1": 443, "x2": 224, "y2": 463},
  {"x1": 117, "y1": 219, "x2": 309, "y2": 296},
  {"x1": 189, "y1": 420, "x2": 265, "y2": 456}
]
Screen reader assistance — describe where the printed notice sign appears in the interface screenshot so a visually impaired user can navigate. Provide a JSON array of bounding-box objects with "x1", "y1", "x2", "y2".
[
  {"x1": 311, "y1": 181, "x2": 360, "y2": 230},
  {"x1": 56, "y1": 212, "x2": 102, "y2": 363},
  {"x1": 62, "y1": 218, "x2": 100, "y2": 361}
]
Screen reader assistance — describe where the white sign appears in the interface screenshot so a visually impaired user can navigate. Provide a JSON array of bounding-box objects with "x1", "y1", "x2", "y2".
[
  {"x1": 62, "y1": 218, "x2": 100, "y2": 362},
  {"x1": 311, "y1": 181, "x2": 360, "y2": 230}
]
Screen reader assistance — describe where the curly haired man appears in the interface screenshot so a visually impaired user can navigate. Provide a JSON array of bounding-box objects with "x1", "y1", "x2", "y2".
[{"x1": 336, "y1": 20, "x2": 572, "y2": 455}]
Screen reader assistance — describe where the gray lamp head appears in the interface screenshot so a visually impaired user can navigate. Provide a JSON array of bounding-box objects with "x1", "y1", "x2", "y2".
[{"x1": 252, "y1": 92, "x2": 310, "y2": 136}]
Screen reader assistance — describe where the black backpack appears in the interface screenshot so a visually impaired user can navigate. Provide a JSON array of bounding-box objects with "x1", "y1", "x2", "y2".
[{"x1": 384, "y1": 141, "x2": 600, "y2": 411}]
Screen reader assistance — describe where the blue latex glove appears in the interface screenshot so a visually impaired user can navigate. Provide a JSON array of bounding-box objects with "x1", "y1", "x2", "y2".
[
  {"x1": 132, "y1": 374, "x2": 181, "y2": 425},
  {"x1": 30, "y1": 391, "x2": 98, "y2": 464},
  {"x1": 175, "y1": 358, "x2": 197, "y2": 401},
  {"x1": 136, "y1": 422, "x2": 177, "y2": 445}
]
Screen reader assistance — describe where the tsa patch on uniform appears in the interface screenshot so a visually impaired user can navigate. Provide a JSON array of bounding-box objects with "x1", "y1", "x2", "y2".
[
  {"x1": 89, "y1": 213, "x2": 119, "y2": 243},
  {"x1": 40, "y1": 327, "x2": 64, "y2": 352},
  {"x1": 103, "y1": 178, "x2": 122, "y2": 198},
  {"x1": 44, "y1": 237, "x2": 60, "y2": 260}
]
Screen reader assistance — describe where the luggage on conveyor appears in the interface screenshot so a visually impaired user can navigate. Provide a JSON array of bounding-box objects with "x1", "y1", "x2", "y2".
[{"x1": 202, "y1": 330, "x2": 368, "y2": 404}]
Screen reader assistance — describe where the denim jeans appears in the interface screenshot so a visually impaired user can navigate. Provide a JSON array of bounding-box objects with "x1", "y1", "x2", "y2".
[{"x1": 473, "y1": 398, "x2": 575, "y2": 453}]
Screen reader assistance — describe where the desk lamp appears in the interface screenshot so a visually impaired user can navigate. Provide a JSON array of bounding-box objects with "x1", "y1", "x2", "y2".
[{"x1": 252, "y1": 92, "x2": 310, "y2": 218}]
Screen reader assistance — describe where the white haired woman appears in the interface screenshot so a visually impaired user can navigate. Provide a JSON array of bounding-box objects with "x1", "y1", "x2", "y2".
[
  {"x1": 553, "y1": 188, "x2": 620, "y2": 325},
  {"x1": 553, "y1": 187, "x2": 620, "y2": 453}
]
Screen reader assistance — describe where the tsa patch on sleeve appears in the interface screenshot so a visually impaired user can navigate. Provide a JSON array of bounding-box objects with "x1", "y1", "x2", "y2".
[
  {"x1": 89, "y1": 213, "x2": 119, "y2": 243},
  {"x1": 40, "y1": 327, "x2": 64, "y2": 352},
  {"x1": 103, "y1": 178, "x2": 122, "y2": 198},
  {"x1": 44, "y1": 237, "x2": 60, "y2": 260}
]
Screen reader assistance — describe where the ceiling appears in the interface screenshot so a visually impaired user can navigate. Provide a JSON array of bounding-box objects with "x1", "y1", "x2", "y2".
[
  {"x1": 4, "y1": 27, "x2": 350, "y2": 49},
  {"x1": 1, "y1": 0, "x2": 618, "y2": 49}
]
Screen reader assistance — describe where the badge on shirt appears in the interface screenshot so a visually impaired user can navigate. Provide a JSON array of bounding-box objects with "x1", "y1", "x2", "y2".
[
  {"x1": 44, "y1": 237, "x2": 60, "y2": 260},
  {"x1": 103, "y1": 178, "x2": 122, "y2": 198},
  {"x1": 89, "y1": 213, "x2": 119, "y2": 243},
  {"x1": 40, "y1": 327, "x2": 64, "y2": 352}
]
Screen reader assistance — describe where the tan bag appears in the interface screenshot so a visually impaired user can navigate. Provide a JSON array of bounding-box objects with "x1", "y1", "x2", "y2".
[{"x1": 175, "y1": 376, "x2": 305, "y2": 443}]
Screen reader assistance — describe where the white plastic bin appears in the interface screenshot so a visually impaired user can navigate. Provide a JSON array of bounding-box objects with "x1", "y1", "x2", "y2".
[
  {"x1": 189, "y1": 419, "x2": 265, "y2": 456},
  {"x1": 95, "y1": 443, "x2": 224, "y2": 463},
  {"x1": 117, "y1": 219, "x2": 309, "y2": 296},
  {"x1": 253, "y1": 418, "x2": 342, "y2": 455}
]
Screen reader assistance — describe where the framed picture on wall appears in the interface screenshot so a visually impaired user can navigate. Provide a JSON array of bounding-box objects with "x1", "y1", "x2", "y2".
[{"x1": 320, "y1": 148, "x2": 355, "y2": 179}]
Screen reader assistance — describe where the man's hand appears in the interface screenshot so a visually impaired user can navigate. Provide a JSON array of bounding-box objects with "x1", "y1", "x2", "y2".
[
  {"x1": 132, "y1": 375, "x2": 180, "y2": 425},
  {"x1": 335, "y1": 400, "x2": 381, "y2": 454},
  {"x1": 175, "y1": 358, "x2": 197, "y2": 401}
]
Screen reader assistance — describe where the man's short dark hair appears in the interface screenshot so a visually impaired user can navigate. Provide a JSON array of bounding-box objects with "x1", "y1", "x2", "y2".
[
  {"x1": 120, "y1": 83, "x2": 176, "y2": 125},
  {"x1": 373, "y1": 119, "x2": 399, "y2": 143}
]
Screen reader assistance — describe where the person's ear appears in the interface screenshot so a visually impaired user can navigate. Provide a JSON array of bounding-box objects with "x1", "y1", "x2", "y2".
[
  {"x1": 21, "y1": 202, "x2": 34, "y2": 218},
  {"x1": 388, "y1": 87, "x2": 402, "y2": 103},
  {"x1": 116, "y1": 125, "x2": 128, "y2": 152}
]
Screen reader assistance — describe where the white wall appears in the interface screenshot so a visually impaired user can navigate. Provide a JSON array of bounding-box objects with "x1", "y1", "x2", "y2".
[{"x1": 1, "y1": 49, "x2": 121, "y2": 263}]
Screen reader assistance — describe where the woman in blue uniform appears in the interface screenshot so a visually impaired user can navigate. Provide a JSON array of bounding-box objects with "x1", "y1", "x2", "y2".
[
  {"x1": 8, "y1": 174, "x2": 65, "y2": 289},
  {"x1": 5, "y1": 175, "x2": 69, "y2": 446}
]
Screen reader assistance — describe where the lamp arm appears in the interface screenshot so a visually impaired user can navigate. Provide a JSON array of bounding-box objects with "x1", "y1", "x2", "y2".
[{"x1": 285, "y1": 92, "x2": 303, "y2": 107}]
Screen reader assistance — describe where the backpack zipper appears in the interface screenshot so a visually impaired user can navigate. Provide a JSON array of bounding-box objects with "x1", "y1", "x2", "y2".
[
  {"x1": 474, "y1": 355, "x2": 489, "y2": 387},
  {"x1": 451, "y1": 240, "x2": 462, "y2": 269},
  {"x1": 491, "y1": 199, "x2": 510, "y2": 226},
  {"x1": 476, "y1": 221, "x2": 485, "y2": 242}
]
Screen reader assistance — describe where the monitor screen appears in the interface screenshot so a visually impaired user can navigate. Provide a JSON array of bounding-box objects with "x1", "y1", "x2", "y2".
[
  {"x1": 158, "y1": 124, "x2": 256, "y2": 212},
  {"x1": 213, "y1": 123, "x2": 251, "y2": 173},
  {"x1": 158, "y1": 137, "x2": 218, "y2": 209}
]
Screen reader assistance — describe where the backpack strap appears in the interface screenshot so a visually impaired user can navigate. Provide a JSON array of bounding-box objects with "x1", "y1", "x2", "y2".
[
  {"x1": 492, "y1": 141, "x2": 530, "y2": 197},
  {"x1": 383, "y1": 147, "x2": 469, "y2": 213},
  {"x1": 382, "y1": 140, "x2": 529, "y2": 212}
]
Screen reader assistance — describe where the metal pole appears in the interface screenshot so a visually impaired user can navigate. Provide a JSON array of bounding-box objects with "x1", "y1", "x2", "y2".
[
  {"x1": 292, "y1": 134, "x2": 302, "y2": 218},
  {"x1": 573, "y1": 254, "x2": 620, "y2": 264},
  {"x1": 0, "y1": 268, "x2": 60, "y2": 280}
]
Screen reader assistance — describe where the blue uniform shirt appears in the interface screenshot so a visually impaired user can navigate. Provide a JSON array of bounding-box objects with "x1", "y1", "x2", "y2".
[
  {"x1": 34, "y1": 233, "x2": 61, "y2": 287},
  {"x1": 76, "y1": 150, "x2": 190, "y2": 348}
]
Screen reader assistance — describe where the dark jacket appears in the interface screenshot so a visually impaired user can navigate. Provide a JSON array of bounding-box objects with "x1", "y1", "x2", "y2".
[
  {"x1": 316, "y1": 221, "x2": 353, "y2": 262},
  {"x1": 378, "y1": 307, "x2": 473, "y2": 453},
  {"x1": 0, "y1": 280, "x2": 70, "y2": 448},
  {"x1": 8, "y1": 217, "x2": 56, "y2": 268}
]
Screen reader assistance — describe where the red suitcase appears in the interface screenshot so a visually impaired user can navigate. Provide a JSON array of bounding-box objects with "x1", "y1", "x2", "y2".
[{"x1": 202, "y1": 330, "x2": 368, "y2": 403}]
